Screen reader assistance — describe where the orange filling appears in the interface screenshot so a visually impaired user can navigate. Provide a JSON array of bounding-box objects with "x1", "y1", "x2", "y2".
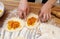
[
  {"x1": 27, "y1": 17, "x2": 37, "y2": 26},
  {"x1": 8, "y1": 20, "x2": 20, "y2": 30},
  {"x1": 0, "y1": 10, "x2": 2, "y2": 13}
]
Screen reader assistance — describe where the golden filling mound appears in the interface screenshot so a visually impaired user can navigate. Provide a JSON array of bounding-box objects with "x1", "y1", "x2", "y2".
[
  {"x1": 0, "y1": 10, "x2": 2, "y2": 13},
  {"x1": 7, "y1": 20, "x2": 20, "y2": 30},
  {"x1": 27, "y1": 17, "x2": 37, "y2": 26}
]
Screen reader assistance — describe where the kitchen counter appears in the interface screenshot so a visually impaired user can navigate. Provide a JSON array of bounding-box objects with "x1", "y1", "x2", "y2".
[{"x1": 0, "y1": 0, "x2": 60, "y2": 28}]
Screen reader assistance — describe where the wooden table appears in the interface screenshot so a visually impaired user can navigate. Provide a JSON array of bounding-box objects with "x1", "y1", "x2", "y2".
[{"x1": 0, "y1": 0, "x2": 60, "y2": 28}]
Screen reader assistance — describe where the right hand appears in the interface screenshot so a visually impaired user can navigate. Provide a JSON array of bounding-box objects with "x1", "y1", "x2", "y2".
[{"x1": 18, "y1": 1, "x2": 29, "y2": 19}]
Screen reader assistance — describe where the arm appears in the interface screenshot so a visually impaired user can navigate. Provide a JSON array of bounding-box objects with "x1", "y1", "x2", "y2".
[
  {"x1": 45, "y1": 0, "x2": 57, "y2": 8},
  {"x1": 20, "y1": 0, "x2": 27, "y2": 3},
  {"x1": 39, "y1": 0, "x2": 56, "y2": 22},
  {"x1": 18, "y1": 0, "x2": 29, "y2": 19}
]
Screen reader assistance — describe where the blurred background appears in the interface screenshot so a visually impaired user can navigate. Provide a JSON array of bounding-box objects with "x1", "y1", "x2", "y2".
[{"x1": 5, "y1": 0, "x2": 60, "y2": 3}]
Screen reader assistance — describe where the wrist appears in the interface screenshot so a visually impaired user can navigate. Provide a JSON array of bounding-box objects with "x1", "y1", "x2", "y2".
[
  {"x1": 20, "y1": 0, "x2": 27, "y2": 4},
  {"x1": 45, "y1": 0, "x2": 56, "y2": 8},
  {"x1": 44, "y1": 2, "x2": 52, "y2": 9},
  {"x1": 20, "y1": 0, "x2": 27, "y2": 2}
]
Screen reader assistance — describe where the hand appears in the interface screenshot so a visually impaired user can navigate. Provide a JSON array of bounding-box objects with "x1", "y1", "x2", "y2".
[
  {"x1": 39, "y1": 3, "x2": 51, "y2": 22},
  {"x1": 18, "y1": 1, "x2": 29, "y2": 19}
]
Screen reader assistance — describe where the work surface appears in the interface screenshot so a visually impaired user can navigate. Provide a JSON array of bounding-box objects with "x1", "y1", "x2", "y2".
[{"x1": 0, "y1": 1, "x2": 60, "y2": 28}]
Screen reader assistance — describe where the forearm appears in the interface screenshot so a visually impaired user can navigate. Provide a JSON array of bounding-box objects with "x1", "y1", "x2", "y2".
[
  {"x1": 20, "y1": 0, "x2": 27, "y2": 3},
  {"x1": 45, "y1": 0, "x2": 57, "y2": 8}
]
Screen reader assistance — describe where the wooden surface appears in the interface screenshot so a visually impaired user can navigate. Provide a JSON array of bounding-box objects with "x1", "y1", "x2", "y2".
[
  {"x1": 0, "y1": 0, "x2": 60, "y2": 28},
  {"x1": 52, "y1": 5, "x2": 60, "y2": 18}
]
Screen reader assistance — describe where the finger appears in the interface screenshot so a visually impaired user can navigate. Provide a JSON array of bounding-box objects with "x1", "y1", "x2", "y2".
[
  {"x1": 46, "y1": 13, "x2": 50, "y2": 22},
  {"x1": 43, "y1": 13, "x2": 46, "y2": 20},
  {"x1": 26, "y1": 8, "x2": 29, "y2": 15},
  {"x1": 39, "y1": 12, "x2": 43, "y2": 18},
  {"x1": 48, "y1": 13, "x2": 51, "y2": 20},
  {"x1": 38, "y1": 11, "x2": 40, "y2": 21},
  {"x1": 24, "y1": 11, "x2": 27, "y2": 20},
  {"x1": 46, "y1": 13, "x2": 49, "y2": 21},
  {"x1": 38, "y1": 11, "x2": 43, "y2": 20},
  {"x1": 38, "y1": 13, "x2": 41, "y2": 22},
  {"x1": 18, "y1": 10, "x2": 23, "y2": 19},
  {"x1": 48, "y1": 9, "x2": 51, "y2": 20},
  {"x1": 42, "y1": 13, "x2": 47, "y2": 22},
  {"x1": 39, "y1": 12, "x2": 44, "y2": 22}
]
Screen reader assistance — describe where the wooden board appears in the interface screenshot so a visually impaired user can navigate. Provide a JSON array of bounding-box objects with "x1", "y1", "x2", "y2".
[
  {"x1": 0, "y1": 0, "x2": 60, "y2": 28},
  {"x1": 52, "y1": 6, "x2": 60, "y2": 18}
]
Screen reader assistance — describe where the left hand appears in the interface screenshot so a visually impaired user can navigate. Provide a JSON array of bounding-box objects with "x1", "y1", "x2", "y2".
[
  {"x1": 39, "y1": 3, "x2": 51, "y2": 22},
  {"x1": 18, "y1": 1, "x2": 29, "y2": 19}
]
